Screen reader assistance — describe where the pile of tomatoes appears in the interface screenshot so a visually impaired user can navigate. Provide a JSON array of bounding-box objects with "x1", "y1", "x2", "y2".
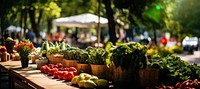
[
  {"x1": 155, "y1": 79, "x2": 200, "y2": 89},
  {"x1": 40, "y1": 63, "x2": 78, "y2": 81}
]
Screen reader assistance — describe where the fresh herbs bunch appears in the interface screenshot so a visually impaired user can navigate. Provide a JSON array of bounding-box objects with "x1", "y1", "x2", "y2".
[
  {"x1": 76, "y1": 49, "x2": 89, "y2": 64},
  {"x1": 150, "y1": 55, "x2": 200, "y2": 84},
  {"x1": 61, "y1": 47, "x2": 80, "y2": 60},
  {"x1": 85, "y1": 46, "x2": 106, "y2": 65}
]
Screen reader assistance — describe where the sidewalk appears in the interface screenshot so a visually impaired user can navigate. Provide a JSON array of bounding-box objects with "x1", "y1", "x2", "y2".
[{"x1": 177, "y1": 50, "x2": 200, "y2": 65}]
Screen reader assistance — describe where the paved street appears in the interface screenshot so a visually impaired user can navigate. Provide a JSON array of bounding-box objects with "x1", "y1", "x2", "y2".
[{"x1": 177, "y1": 50, "x2": 200, "y2": 65}]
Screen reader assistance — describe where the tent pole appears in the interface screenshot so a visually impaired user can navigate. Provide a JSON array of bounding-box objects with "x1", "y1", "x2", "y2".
[{"x1": 97, "y1": 0, "x2": 101, "y2": 48}]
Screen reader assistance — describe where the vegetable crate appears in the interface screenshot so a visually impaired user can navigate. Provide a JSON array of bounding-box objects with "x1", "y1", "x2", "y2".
[
  {"x1": 47, "y1": 54, "x2": 63, "y2": 64},
  {"x1": 77, "y1": 63, "x2": 91, "y2": 74},
  {"x1": 62, "y1": 59, "x2": 77, "y2": 68},
  {"x1": 90, "y1": 64, "x2": 109, "y2": 79},
  {"x1": 139, "y1": 69, "x2": 159, "y2": 88},
  {"x1": 112, "y1": 66, "x2": 137, "y2": 88}
]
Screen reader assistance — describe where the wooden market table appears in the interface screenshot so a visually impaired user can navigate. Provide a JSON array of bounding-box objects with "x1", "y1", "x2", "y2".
[{"x1": 0, "y1": 60, "x2": 79, "y2": 89}]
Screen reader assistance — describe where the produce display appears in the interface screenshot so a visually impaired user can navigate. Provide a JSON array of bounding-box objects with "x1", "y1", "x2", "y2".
[
  {"x1": 150, "y1": 55, "x2": 200, "y2": 86},
  {"x1": 39, "y1": 61, "x2": 110, "y2": 88},
  {"x1": 71, "y1": 73, "x2": 109, "y2": 88},
  {"x1": 85, "y1": 46, "x2": 106, "y2": 65},
  {"x1": 40, "y1": 41, "x2": 70, "y2": 55},
  {"x1": 156, "y1": 79, "x2": 200, "y2": 89},
  {"x1": 2, "y1": 40, "x2": 199, "y2": 88},
  {"x1": 40, "y1": 63, "x2": 78, "y2": 81},
  {"x1": 105, "y1": 42, "x2": 148, "y2": 70}
]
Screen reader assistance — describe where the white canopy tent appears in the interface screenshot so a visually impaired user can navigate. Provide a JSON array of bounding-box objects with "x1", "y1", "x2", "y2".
[
  {"x1": 52, "y1": 13, "x2": 108, "y2": 28},
  {"x1": 52, "y1": 13, "x2": 108, "y2": 48}
]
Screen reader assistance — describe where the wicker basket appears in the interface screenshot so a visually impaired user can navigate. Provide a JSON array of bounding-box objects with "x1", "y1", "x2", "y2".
[
  {"x1": 47, "y1": 54, "x2": 64, "y2": 64},
  {"x1": 4, "y1": 40, "x2": 16, "y2": 54},
  {"x1": 62, "y1": 59, "x2": 77, "y2": 68},
  {"x1": 35, "y1": 59, "x2": 48, "y2": 69},
  {"x1": 29, "y1": 55, "x2": 42, "y2": 64},
  {"x1": 139, "y1": 69, "x2": 159, "y2": 88},
  {"x1": 112, "y1": 66, "x2": 136, "y2": 88},
  {"x1": 90, "y1": 64, "x2": 109, "y2": 79},
  {"x1": 77, "y1": 63, "x2": 91, "y2": 74}
]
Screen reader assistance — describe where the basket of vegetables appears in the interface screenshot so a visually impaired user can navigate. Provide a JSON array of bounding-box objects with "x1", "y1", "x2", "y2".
[
  {"x1": 41, "y1": 41, "x2": 68, "y2": 64},
  {"x1": 61, "y1": 46, "x2": 80, "y2": 68},
  {"x1": 76, "y1": 49, "x2": 91, "y2": 73},
  {"x1": 86, "y1": 46, "x2": 110, "y2": 79},
  {"x1": 105, "y1": 42, "x2": 148, "y2": 88},
  {"x1": 35, "y1": 57, "x2": 48, "y2": 69}
]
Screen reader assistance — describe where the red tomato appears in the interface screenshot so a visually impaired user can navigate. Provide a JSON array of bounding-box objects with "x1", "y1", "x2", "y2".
[
  {"x1": 40, "y1": 65, "x2": 46, "y2": 73},
  {"x1": 48, "y1": 68, "x2": 58, "y2": 76},
  {"x1": 63, "y1": 71, "x2": 69, "y2": 81},
  {"x1": 45, "y1": 67, "x2": 50, "y2": 74},
  {"x1": 58, "y1": 71, "x2": 64, "y2": 80},
  {"x1": 61, "y1": 68, "x2": 69, "y2": 71},
  {"x1": 48, "y1": 64, "x2": 54, "y2": 69},
  {"x1": 41, "y1": 65, "x2": 49, "y2": 74},
  {"x1": 56, "y1": 63, "x2": 63, "y2": 68},
  {"x1": 67, "y1": 71, "x2": 74, "y2": 81},
  {"x1": 73, "y1": 70, "x2": 78, "y2": 76},
  {"x1": 53, "y1": 65, "x2": 59, "y2": 68},
  {"x1": 53, "y1": 71, "x2": 59, "y2": 79},
  {"x1": 69, "y1": 67, "x2": 77, "y2": 71}
]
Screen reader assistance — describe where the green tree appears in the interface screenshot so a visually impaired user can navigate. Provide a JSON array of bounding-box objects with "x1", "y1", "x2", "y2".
[
  {"x1": 102, "y1": 0, "x2": 117, "y2": 44},
  {"x1": 176, "y1": 0, "x2": 200, "y2": 38},
  {"x1": 0, "y1": 0, "x2": 17, "y2": 44}
]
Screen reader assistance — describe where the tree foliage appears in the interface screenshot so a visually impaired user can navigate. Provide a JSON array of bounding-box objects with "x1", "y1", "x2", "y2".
[{"x1": 176, "y1": 0, "x2": 200, "y2": 38}]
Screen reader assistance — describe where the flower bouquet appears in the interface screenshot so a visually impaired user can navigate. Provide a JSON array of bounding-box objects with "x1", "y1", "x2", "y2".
[{"x1": 14, "y1": 40, "x2": 34, "y2": 68}]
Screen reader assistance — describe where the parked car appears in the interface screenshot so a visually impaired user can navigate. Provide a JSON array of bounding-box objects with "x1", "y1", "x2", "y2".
[{"x1": 182, "y1": 36, "x2": 199, "y2": 51}]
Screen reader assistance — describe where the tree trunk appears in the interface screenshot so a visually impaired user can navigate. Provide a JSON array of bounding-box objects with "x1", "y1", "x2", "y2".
[
  {"x1": 0, "y1": 16, "x2": 5, "y2": 45},
  {"x1": 102, "y1": 0, "x2": 117, "y2": 44},
  {"x1": 20, "y1": 9, "x2": 23, "y2": 38},
  {"x1": 37, "y1": 9, "x2": 43, "y2": 28},
  {"x1": 28, "y1": 8, "x2": 39, "y2": 37},
  {"x1": 23, "y1": 8, "x2": 27, "y2": 37},
  {"x1": 47, "y1": 18, "x2": 52, "y2": 34},
  {"x1": 153, "y1": 26, "x2": 157, "y2": 46}
]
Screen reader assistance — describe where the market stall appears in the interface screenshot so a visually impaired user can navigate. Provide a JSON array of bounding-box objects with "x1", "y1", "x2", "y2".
[
  {"x1": 52, "y1": 13, "x2": 108, "y2": 28},
  {"x1": 52, "y1": 13, "x2": 108, "y2": 48}
]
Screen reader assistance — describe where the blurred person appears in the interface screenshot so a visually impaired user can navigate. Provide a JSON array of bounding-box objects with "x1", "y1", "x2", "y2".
[
  {"x1": 25, "y1": 29, "x2": 36, "y2": 43},
  {"x1": 144, "y1": 30, "x2": 149, "y2": 39},
  {"x1": 4, "y1": 30, "x2": 10, "y2": 40}
]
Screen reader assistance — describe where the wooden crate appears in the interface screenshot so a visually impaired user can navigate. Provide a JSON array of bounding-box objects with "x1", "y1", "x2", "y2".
[
  {"x1": 139, "y1": 69, "x2": 159, "y2": 88},
  {"x1": 47, "y1": 54, "x2": 63, "y2": 64},
  {"x1": 62, "y1": 59, "x2": 77, "y2": 68}
]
